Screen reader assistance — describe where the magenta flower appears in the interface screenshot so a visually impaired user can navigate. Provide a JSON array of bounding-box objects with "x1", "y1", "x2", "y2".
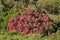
[
  {"x1": 21, "y1": 28, "x2": 29, "y2": 34},
  {"x1": 29, "y1": 30, "x2": 33, "y2": 34},
  {"x1": 7, "y1": 26, "x2": 15, "y2": 31}
]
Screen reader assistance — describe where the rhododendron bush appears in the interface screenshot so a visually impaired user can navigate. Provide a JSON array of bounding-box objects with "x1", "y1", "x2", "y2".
[{"x1": 7, "y1": 9, "x2": 54, "y2": 36}]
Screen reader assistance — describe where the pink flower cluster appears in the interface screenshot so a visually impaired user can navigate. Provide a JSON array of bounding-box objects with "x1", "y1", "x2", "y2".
[{"x1": 7, "y1": 9, "x2": 52, "y2": 35}]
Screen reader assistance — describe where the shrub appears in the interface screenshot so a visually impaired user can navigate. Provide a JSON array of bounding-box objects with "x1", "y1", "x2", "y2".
[{"x1": 7, "y1": 9, "x2": 55, "y2": 36}]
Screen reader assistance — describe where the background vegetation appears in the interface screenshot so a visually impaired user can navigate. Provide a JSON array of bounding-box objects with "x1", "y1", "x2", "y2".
[{"x1": 0, "y1": 0, "x2": 60, "y2": 40}]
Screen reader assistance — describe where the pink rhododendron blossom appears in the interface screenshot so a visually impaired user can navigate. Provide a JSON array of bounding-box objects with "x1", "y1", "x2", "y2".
[
  {"x1": 7, "y1": 26, "x2": 15, "y2": 31},
  {"x1": 21, "y1": 28, "x2": 29, "y2": 34},
  {"x1": 7, "y1": 9, "x2": 53, "y2": 36}
]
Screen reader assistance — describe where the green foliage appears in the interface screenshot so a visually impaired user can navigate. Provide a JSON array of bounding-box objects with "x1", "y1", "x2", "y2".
[
  {"x1": 45, "y1": 0, "x2": 60, "y2": 14},
  {"x1": 1, "y1": 0, "x2": 60, "y2": 14},
  {"x1": 0, "y1": 7, "x2": 22, "y2": 31}
]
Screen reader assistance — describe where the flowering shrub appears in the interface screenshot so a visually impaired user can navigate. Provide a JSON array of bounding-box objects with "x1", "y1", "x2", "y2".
[{"x1": 7, "y1": 9, "x2": 53, "y2": 35}]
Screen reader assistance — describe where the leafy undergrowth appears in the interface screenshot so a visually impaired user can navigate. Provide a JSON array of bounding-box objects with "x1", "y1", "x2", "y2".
[{"x1": 0, "y1": 30, "x2": 60, "y2": 40}]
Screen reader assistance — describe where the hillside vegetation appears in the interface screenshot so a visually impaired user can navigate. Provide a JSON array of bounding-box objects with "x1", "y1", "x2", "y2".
[{"x1": 0, "y1": 0, "x2": 60, "y2": 40}]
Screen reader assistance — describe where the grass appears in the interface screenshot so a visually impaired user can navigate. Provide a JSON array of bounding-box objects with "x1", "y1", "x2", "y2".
[{"x1": 0, "y1": 30, "x2": 60, "y2": 40}]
